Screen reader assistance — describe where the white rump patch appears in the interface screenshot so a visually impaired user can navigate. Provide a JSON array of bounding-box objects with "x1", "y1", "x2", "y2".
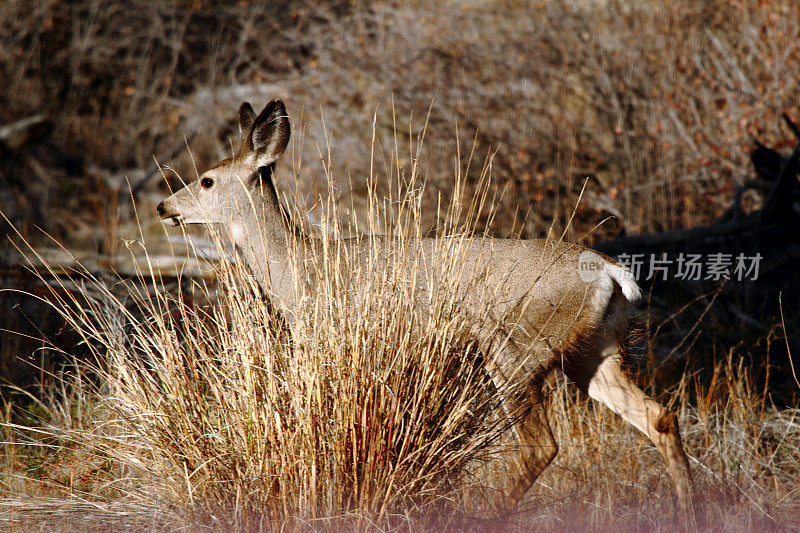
[{"x1": 578, "y1": 250, "x2": 642, "y2": 303}]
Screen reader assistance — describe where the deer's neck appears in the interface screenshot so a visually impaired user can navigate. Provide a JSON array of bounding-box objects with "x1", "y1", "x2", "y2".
[{"x1": 228, "y1": 190, "x2": 303, "y2": 312}]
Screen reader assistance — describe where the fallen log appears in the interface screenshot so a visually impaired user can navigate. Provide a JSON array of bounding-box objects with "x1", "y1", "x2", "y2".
[{"x1": 594, "y1": 116, "x2": 800, "y2": 282}]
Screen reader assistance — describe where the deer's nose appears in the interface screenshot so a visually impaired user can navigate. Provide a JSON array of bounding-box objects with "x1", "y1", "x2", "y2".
[{"x1": 157, "y1": 201, "x2": 166, "y2": 217}]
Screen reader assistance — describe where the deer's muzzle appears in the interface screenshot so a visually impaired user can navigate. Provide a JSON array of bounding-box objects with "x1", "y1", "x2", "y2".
[{"x1": 156, "y1": 201, "x2": 183, "y2": 226}]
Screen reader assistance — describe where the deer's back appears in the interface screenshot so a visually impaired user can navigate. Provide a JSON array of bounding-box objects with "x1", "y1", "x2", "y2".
[{"x1": 417, "y1": 237, "x2": 635, "y2": 374}]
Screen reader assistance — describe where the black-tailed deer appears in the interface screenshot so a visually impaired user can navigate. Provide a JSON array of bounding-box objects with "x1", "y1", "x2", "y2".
[{"x1": 157, "y1": 99, "x2": 694, "y2": 515}]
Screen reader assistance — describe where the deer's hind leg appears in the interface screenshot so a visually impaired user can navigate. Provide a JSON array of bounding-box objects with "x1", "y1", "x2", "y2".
[
  {"x1": 566, "y1": 347, "x2": 694, "y2": 515},
  {"x1": 481, "y1": 333, "x2": 558, "y2": 513},
  {"x1": 494, "y1": 376, "x2": 558, "y2": 513}
]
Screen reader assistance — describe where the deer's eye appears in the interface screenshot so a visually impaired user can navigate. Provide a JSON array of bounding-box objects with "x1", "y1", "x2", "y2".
[{"x1": 201, "y1": 177, "x2": 214, "y2": 189}]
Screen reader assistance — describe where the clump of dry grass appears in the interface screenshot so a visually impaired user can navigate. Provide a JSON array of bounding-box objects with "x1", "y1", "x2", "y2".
[{"x1": 1, "y1": 147, "x2": 521, "y2": 530}]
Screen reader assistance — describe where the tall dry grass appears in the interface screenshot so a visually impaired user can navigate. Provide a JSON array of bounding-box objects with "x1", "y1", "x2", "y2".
[
  {"x1": 2, "y1": 130, "x2": 798, "y2": 532},
  {"x1": 0, "y1": 143, "x2": 523, "y2": 530}
]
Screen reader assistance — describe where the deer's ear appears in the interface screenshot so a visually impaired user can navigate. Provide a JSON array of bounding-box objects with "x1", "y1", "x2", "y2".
[
  {"x1": 238, "y1": 102, "x2": 256, "y2": 138},
  {"x1": 247, "y1": 99, "x2": 290, "y2": 167}
]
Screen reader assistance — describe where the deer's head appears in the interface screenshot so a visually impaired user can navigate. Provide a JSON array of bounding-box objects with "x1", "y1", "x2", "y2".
[{"x1": 157, "y1": 99, "x2": 290, "y2": 226}]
